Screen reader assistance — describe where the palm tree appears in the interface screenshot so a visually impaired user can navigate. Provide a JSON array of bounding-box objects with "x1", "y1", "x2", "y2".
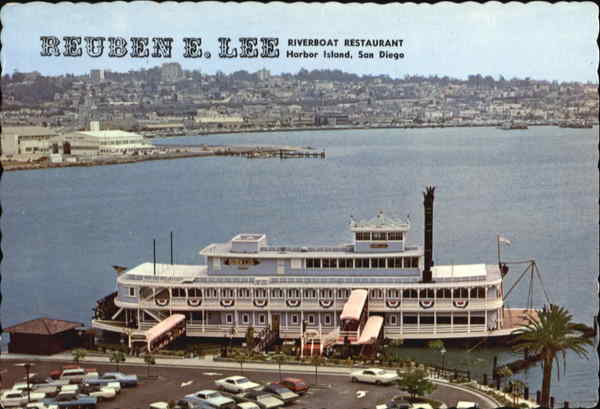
[
  {"x1": 511, "y1": 304, "x2": 592, "y2": 408},
  {"x1": 72, "y1": 348, "x2": 87, "y2": 364},
  {"x1": 110, "y1": 350, "x2": 127, "y2": 372}
]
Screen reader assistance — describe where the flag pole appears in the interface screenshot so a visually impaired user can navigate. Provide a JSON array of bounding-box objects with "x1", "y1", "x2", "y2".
[{"x1": 497, "y1": 235, "x2": 501, "y2": 268}]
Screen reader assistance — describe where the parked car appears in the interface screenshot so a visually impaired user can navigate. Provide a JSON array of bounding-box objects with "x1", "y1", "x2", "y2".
[
  {"x1": 235, "y1": 403, "x2": 260, "y2": 409},
  {"x1": 410, "y1": 404, "x2": 433, "y2": 409},
  {"x1": 25, "y1": 402, "x2": 58, "y2": 409},
  {"x1": 86, "y1": 372, "x2": 138, "y2": 387},
  {"x1": 59, "y1": 385, "x2": 79, "y2": 394},
  {"x1": 375, "y1": 397, "x2": 412, "y2": 409},
  {"x1": 148, "y1": 399, "x2": 213, "y2": 409},
  {"x1": 54, "y1": 368, "x2": 98, "y2": 384},
  {"x1": 50, "y1": 365, "x2": 98, "y2": 379},
  {"x1": 1, "y1": 390, "x2": 46, "y2": 407},
  {"x1": 79, "y1": 384, "x2": 117, "y2": 401},
  {"x1": 215, "y1": 376, "x2": 261, "y2": 393},
  {"x1": 262, "y1": 383, "x2": 299, "y2": 404},
  {"x1": 46, "y1": 392, "x2": 97, "y2": 409},
  {"x1": 239, "y1": 391, "x2": 284, "y2": 409},
  {"x1": 278, "y1": 378, "x2": 309, "y2": 395},
  {"x1": 186, "y1": 389, "x2": 236, "y2": 408},
  {"x1": 11, "y1": 383, "x2": 58, "y2": 398},
  {"x1": 350, "y1": 368, "x2": 400, "y2": 385},
  {"x1": 455, "y1": 402, "x2": 480, "y2": 409}
]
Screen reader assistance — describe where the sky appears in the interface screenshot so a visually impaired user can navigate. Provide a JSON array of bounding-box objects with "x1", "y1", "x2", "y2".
[{"x1": 1, "y1": 1, "x2": 598, "y2": 82}]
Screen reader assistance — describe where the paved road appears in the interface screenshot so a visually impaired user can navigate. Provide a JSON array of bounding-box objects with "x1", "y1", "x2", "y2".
[{"x1": 1, "y1": 354, "x2": 499, "y2": 409}]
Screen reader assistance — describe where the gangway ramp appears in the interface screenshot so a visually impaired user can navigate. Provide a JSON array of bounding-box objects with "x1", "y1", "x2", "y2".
[{"x1": 357, "y1": 316, "x2": 384, "y2": 344}]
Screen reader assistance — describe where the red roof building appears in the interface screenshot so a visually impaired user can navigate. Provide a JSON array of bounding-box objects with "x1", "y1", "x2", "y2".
[{"x1": 4, "y1": 317, "x2": 84, "y2": 355}]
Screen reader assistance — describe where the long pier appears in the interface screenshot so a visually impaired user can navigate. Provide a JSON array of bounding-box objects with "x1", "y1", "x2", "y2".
[{"x1": 214, "y1": 148, "x2": 325, "y2": 159}]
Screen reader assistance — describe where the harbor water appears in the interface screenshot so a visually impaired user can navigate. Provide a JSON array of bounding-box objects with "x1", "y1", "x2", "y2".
[{"x1": 1, "y1": 126, "x2": 598, "y2": 405}]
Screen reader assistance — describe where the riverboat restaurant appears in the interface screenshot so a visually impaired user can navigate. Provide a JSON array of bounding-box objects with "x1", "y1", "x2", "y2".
[{"x1": 4, "y1": 317, "x2": 84, "y2": 355}]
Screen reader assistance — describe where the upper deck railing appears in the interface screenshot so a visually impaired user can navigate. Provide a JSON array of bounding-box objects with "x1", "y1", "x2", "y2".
[
  {"x1": 120, "y1": 272, "x2": 489, "y2": 285},
  {"x1": 259, "y1": 244, "x2": 421, "y2": 253}
]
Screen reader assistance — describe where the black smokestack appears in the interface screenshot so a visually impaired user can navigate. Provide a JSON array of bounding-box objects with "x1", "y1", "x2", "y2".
[{"x1": 422, "y1": 186, "x2": 435, "y2": 283}]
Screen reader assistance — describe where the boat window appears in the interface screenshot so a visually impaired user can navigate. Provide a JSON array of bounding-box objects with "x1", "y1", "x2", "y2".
[
  {"x1": 419, "y1": 289, "x2": 434, "y2": 298},
  {"x1": 409, "y1": 257, "x2": 419, "y2": 268},
  {"x1": 324, "y1": 314, "x2": 332, "y2": 325},
  {"x1": 287, "y1": 288, "x2": 300, "y2": 298},
  {"x1": 388, "y1": 231, "x2": 404, "y2": 241},
  {"x1": 372, "y1": 232, "x2": 387, "y2": 241},
  {"x1": 242, "y1": 313, "x2": 250, "y2": 324},
  {"x1": 355, "y1": 258, "x2": 370, "y2": 268},
  {"x1": 127, "y1": 287, "x2": 135, "y2": 297},
  {"x1": 188, "y1": 288, "x2": 202, "y2": 297},
  {"x1": 420, "y1": 314, "x2": 434, "y2": 324},
  {"x1": 306, "y1": 258, "x2": 321, "y2": 268},
  {"x1": 291, "y1": 314, "x2": 299, "y2": 324},
  {"x1": 322, "y1": 258, "x2": 338, "y2": 268},
  {"x1": 339, "y1": 258, "x2": 354, "y2": 268},
  {"x1": 470, "y1": 314, "x2": 485, "y2": 324},
  {"x1": 370, "y1": 289, "x2": 384, "y2": 299},
  {"x1": 205, "y1": 288, "x2": 218, "y2": 298},
  {"x1": 336, "y1": 288, "x2": 350, "y2": 298},
  {"x1": 403, "y1": 314, "x2": 417, "y2": 324},
  {"x1": 307, "y1": 314, "x2": 315, "y2": 325},
  {"x1": 190, "y1": 311, "x2": 202, "y2": 322},
  {"x1": 453, "y1": 314, "x2": 468, "y2": 324},
  {"x1": 436, "y1": 288, "x2": 452, "y2": 298},
  {"x1": 371, "y1": 258, "x2": 386, "y2": 268},
  {"x1": 320, "y1": 289, "x2": 333, "y2": 298},
  {"x1": 387, "y1": 289, "x2": 400, "y2": 298},
  {"x1": 356, "y1": 232, "x2": 371, "y2": 241},
  {"x1": 402, "y1": 289, "x2": 418, "y2": 298},
  {"x1": 258, "y1": 313, "x2": 266, "y2": 325},
  {"x1": 222, "y1": 288, "x2": 235, "y2": 298},
  {"x1": 436, "y1": 315, "x2": 451, "y2": 324},
  {"x1": 453, "y1": 288, "x2": 469, "y2": 298},
  {"x1": 238, "y1": 288, "x2": 251, "y2": 298},
  {"x1": 470, "y1": 287, "x2": 486, "y2": 298},
  {"x1": 255, "y1": 288, "x2": 268, "y2": 298},
  {"x1": 303, "y1": 289, "x2": 317, "y2": 299},
  {"x1": 171, "y1": 288, "x2": 186, "y2": 297},
  {"x1": 225, "y1": 313, "x2": 233, "y2": 324},
  {"x1": 387, "y1": 257, "x2": 402, "y2": 268},
  {"x1": 271, "y1": 288, "x2": 283, "y2": 298}
]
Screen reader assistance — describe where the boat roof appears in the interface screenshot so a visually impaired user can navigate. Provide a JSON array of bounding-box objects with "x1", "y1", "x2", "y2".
[
  {"x1": 125, "y1": 262, "x2": 207, "y2": 277},
  {"x1": 350, "y1": 211, "x2": 410, "y2": 231},
  {"x1": 432, "y1": 264, "x2": 500, "y2": 280},
  {"x1": 200, "y1": 242, "x2": 422, "y2": 258}
]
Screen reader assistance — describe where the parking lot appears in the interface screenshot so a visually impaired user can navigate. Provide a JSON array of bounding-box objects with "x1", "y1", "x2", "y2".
[{"x1": 1, "y1": 359, "x2": 493, "y2": 409}]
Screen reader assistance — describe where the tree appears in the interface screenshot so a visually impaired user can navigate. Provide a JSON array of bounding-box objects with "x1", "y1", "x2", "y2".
[
  {"x1": 511, "y1": 304, "x2": 593, "y2": 408},
  {"x1": 396, "y1": 369, "x2": 436, "y2": 400},
  {"x1": 143, "y1": 353, "x2": 156, "y2": 377},
  {"x1": 245, "y1": 326, "x2": 255, "y2": 352},
  {"x1": 72, "y1": 348, "x2": 87, "y2": 364},
  {"x1": 110, "y1": 350, "x2": 126, "y2": 371}
]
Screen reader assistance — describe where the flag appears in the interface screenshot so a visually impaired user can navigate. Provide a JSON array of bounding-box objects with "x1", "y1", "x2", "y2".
[{"x1": 498, "y1": 236, "x2": 512, "y2": 245}]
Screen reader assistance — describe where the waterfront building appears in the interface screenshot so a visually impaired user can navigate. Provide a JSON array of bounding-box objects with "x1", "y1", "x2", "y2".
[
  {"x1": 0, "y1": 126, "x2": 58, "y2": 160},
  {"x1": 93, "y1": 188, "x2": 536, "y2": 353}
]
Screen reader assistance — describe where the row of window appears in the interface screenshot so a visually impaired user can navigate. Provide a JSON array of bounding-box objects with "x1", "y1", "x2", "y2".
[
  {"x1": 306, "y1": 256, "x2": 419, "y2": 269},
  {"x1": 133, "y1": 286, "x2": 494, "y2": 299},
  {"x1": 355, "y1": 231, "x2": 404, "y2": 241},
  {"x1": 387, "y1": 313, "x2": 485, "y2": 325}
]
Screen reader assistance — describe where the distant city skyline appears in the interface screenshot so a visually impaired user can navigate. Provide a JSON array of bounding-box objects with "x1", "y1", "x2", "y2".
[{"x1": 1, "y1": 2, "x2": 598, "y2": 82}]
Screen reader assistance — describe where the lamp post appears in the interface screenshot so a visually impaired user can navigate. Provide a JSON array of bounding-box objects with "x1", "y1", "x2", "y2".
[{"x1": 15, "y1": 363, "x2": 34, "y2": 403}]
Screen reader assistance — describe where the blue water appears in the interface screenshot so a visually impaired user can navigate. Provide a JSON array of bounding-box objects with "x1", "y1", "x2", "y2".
[{"x1": 1, "y1": 126, "x2": 598, "y2": 404}]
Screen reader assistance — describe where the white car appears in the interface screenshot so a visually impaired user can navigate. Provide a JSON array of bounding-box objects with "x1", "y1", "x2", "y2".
[
  {"x1": 215, "y1": 376, "x2": 261, "y2": 393},
  {"x1": 236, "y1": 403, "x2": 260, "y2": 409},
  {"x1": 81, "y1": 384, "x2": 118, "y2": 401},
  {"x1": 184, "y1": 389, "x2": 235, "y2": 408},
  {"x1": 350, "y1": 368, "x2": 400, "y2": 385},
  {"x1": 411, "y1": 404, "x2": 433, "y2": 409},
  {"x1": 25, "y1": 403, "x2": 58, "y2": 409},
  {"x1": 456, "y1": 401, "x2": 480, "y2": 409},
  {"x1": 1, "y1": 390, "x2": 46, "y2": 407}
]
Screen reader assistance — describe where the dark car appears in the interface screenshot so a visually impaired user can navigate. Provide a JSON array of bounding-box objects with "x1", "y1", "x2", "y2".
[
  {"x1": 262, "y1": 383, "x2": 299, "y2": 404},
  {"x1": 278, "y1": 378, "x2": 309, "y2": 395}
]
